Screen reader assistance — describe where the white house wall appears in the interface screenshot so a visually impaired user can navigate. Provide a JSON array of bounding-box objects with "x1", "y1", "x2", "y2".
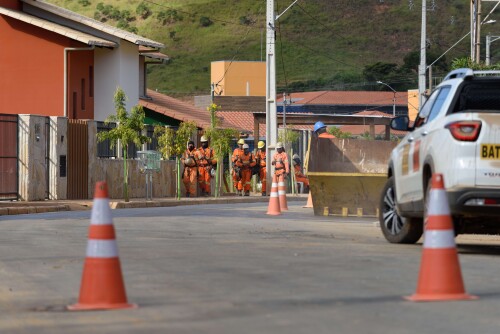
[{"x1": 94, "y1": 41, "x2": 139, "y2": 121}]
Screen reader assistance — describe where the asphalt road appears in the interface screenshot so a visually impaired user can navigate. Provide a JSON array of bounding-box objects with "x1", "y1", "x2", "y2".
[{"x1": 1, "y1": 202, "x2": 500, "y2": 333}]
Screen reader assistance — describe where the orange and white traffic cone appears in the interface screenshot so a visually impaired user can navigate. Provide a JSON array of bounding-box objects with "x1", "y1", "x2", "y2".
[
  {"x1": 405, "y1": 174, "x2": 477, "y2": 302},
  {"x1": 304, "y1": 191, "x2": 313, "y2": 208},
  {"x1": 278, "y1": 174, "x2": 288, "y2": 211},
  {"x1": 266, "y1": 174, "x2": 281, "y2": 215},
  {"x1": 68, "y1": 181, "x2": 136, "y2": 311}
]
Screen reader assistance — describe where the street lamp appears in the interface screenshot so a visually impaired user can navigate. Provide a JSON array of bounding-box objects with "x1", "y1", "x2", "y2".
[{"x1": 377, "y1": 81, "x2": 397, "y2": 117}]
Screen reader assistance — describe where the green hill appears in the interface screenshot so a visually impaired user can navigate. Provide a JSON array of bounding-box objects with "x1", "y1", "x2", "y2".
[{"x1": 46, "y1": 0, "x2": 492, "y2": 96}]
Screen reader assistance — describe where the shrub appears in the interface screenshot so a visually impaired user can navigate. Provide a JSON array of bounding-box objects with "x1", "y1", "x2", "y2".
[{"x1": 199, "y1": 16, "x2": 213, "y2": 27}]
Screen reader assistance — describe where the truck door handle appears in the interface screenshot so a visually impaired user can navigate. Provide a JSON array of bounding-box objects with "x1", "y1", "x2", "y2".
[
  {"x1": 408, "y1": 137, "x2": 414, "y2": 142},
  {"x1": 422, "y1": 131, "x2": 428, "y2": 136}
]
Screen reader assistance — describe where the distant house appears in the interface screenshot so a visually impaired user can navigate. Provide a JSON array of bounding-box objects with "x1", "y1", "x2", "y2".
[
  {"x1": 277, "y1": 90, "x2": 409, "y2": 116},
  {"x1": 338, "y1": 110, "x2": 407, "y2": 138},
  {"x1": 0, "y1": 0, "x2": 166, "y2": 121},
  {"x1": 140, "y1": 89, "x2": 240, "y2": 130}
]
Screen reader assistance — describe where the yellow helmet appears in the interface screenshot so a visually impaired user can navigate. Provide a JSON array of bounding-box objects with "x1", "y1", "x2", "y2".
[
  {"x1": 237, "y1": 139, "x2": 245, "y2": 145},
  {"x1": 258, "y1": 141, "x2": 265, "y2": 149}
]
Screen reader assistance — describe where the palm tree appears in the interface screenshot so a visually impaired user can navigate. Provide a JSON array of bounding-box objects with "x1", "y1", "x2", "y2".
[{"x1": 97, "y1": 87, "x2": 149, "y2": 202}]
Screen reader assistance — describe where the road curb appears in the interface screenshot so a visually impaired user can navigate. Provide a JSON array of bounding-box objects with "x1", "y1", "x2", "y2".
[{"x1": 0, "y1": 196, "x2": 307, "y2": 216}]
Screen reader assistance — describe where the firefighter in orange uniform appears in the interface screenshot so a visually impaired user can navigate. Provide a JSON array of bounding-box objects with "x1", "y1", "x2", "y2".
[
  {"x1": 255, "y1": 141, "x2": 267, "y2": 196},
  {"x1": 292, "y1": 154, "x2": 309, "y2": 192},
  {"x1": 196, "y1": 136, "x2": 215, "y2": 196},
  {"x1": 231, "y1": 138, "x2": 245, "y2": 195},
  {"x1": 235, "y1": 144, "x2": 256, "y2": 196},
  {"x1": 272, "y1": 142, "x2": 290, "y2": 182},
  {"x1": 181, "y1": 140, "x2": 198, "y2": 197}
]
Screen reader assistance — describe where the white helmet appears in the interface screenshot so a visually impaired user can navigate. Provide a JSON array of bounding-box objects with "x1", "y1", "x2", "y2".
[
  {"x1": 276, "y1": 142, "x2": 284, "y2": 149},
  {"x1": 242, "y1": 144, "x2": 249, "y2": 149},
  {"x1": 200, "y1": 135, "x2": 208, "y2": 142}
]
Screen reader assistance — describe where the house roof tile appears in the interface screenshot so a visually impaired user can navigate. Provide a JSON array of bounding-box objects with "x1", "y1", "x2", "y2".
[
  {"x1": 140, "y1": 90, "x2": 241, "y2": 130},
  {"x1": 0, "y1": 5, "x2": 116, "y2": 47},
  {"x1": 217, "y1": 111, "x2": 314, "y2": 137},
  {"x1": 22, "y1": 0, "x2": 164, "y2": 48}
]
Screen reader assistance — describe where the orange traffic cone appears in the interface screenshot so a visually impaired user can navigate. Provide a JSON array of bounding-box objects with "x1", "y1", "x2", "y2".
[
  {"x1": 304, "y1": 191, "x2": 313, "y2": 208},
  {"x1": 278, "y1": 175, "x2": 288, "y2": 211},
  {"x1": 405, "y1": 174, "x2": 477, "y2": 302},
  {"x1": 68, "y1": 181, "x2": 136, "y2": 311},
  {"x1": 266, "y1": 174, "x2": 281, "y2": 215}
]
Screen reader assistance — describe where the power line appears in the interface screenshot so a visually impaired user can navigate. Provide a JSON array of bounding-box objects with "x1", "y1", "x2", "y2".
[
  {"x1": 277, "y1": 22, "x2": 289, "y2": 91},
  {"x1": 213, "y1": 4, "x2": 265, "y2": 87}
]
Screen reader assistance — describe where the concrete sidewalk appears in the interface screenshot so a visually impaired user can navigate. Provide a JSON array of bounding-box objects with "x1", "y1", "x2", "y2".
[{"x1": 0, "y1": 194, "x2": 308, "y2": 216}]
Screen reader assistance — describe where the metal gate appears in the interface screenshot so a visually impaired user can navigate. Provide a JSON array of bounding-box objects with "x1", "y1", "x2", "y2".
[
  {"x1": 0, "y1": 114, "x2": 18, "y2": 200},
  {"x1": 67, "y1": 119, "x2": 88, "y2": 199}
]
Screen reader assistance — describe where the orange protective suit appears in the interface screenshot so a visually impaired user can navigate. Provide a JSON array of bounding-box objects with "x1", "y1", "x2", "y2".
[
  {"x1": 272, "y1": 151, "x2": 290, "y2": 182},
  {"x1": 231, "y1": 147, "x2": 244, "y2": 191},
  {"x1": 235, "y1": 151, "x2": 256, "y2": 193},
  {"x1": 196, "y1": 146, "x2": 215, "y2": 195},
  {"x1": 181, "y1": 149, "x2": 198, "y2": 197},
  {"x1": 255, "y1": 149, "x2": 267, "y2": 195},
  {"x1": 294, "y1": 164, "x2": 309, "y2": 188}
]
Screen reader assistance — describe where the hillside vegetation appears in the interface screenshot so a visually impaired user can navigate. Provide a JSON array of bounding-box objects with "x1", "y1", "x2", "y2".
[{"x1": 46, "y1": 0, "x2": 495, "y2": 96}]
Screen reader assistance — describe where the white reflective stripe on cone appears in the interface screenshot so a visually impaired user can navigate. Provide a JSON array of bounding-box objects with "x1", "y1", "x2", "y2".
[
  {"x1": 423, "y1": 230, "x2": 456, "y2": 249},
  {"x1": 272, "y1": 183, "x2": 278, "y2": 187},
  {"x1": 278, "y1": 191, "x2": 286, "y2": 195},
  {"x1": 427, "y1": 190, "x2": 451, "y2": 216},
  {"x1": 90, "y1": 198, "x2": 113, "y2": 225},
  {"x1": 270, "y1": 192, "x2": 279, "y2": 198},
  {"x1": 86, "y1": 239, "x2": 119, "y2": 258},
  {"x1": 278, "y1": 182, "x2": 285, "y2": 186}
]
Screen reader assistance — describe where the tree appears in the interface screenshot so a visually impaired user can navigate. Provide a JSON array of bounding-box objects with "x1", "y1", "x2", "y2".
[
  {"x1": 327, "y1": 126, "x2": 353, "y2": 139},
  {"x1": 450, "y1": 56, "x2": 500, "y2": 70},
  {"x1": 154, "y1": 121, "x2": 197, "y2": 200},
  {"x1": 97, "y1": 87, "x2": 150, "y2": 202},
  {"x1": 402, "y1": 50, "x2": 448, "y2": 74},
  {"x1": 278, "y1": 127, "x2": 301, "y2": 193},
  {"x1": 203, "y1": 103, "x2": 239, "y2": 197},
  {"x1": 362, "y1": 62, "x2": 398, "y2": 82}
]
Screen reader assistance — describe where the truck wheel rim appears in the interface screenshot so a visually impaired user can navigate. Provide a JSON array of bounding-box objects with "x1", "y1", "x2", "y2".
[{"x1": 382, "y1": 186, "x2": 404, "y2": 235}]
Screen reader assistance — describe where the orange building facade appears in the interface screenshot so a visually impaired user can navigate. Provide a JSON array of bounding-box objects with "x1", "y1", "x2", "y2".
[
  {"x1": 211, "y1": 61, "x2": 266, "y2": 96},
  {"x1": 0, "y1": 5, "x2": 94, "y2": 119}
]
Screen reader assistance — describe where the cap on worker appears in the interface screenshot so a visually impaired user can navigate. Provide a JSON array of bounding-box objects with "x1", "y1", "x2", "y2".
[
  {"x1": 258, "y1": 141, "x2": 265, "y2": 149},
  {"x1": 200, "y1": 136, "x2": 208, "y2": 142},
  {"x1": 242, "y1": 144, "x2": 249, "y2": 149},
  {"x1": 237, "y1": 138, "x2": 245, "y2": 145},
  {"x1": 276, "y1": 142, "x2": 284, "y2": 149},
  {"x1": 314, "y1": 121, "x2": 326, "y2": 133}
]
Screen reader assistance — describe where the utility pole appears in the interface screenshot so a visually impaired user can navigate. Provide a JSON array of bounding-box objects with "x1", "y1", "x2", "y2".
[
  {"x1": 266, "y1": 0, "x2": 277, "y2": 187},
  {"x1": 283, "y1": 92, "x2": 287, "y2": 127},
  {"x1": 471, "y1": 0, "x2": 482, "y2": 63},
  {"x1": 486, "y1": 34, "x2": 500, "y2": 65},
  {"x1": 265, "y1": 0, "x2": 298, "y2": 188},
  {"x1": 418, "y1": 0, "x2": 427, "y2": 108}
]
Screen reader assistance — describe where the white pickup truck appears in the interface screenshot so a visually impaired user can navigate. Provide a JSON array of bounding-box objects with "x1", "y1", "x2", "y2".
[{"x1": 379, "y1": 68, "x2": 500, "y2": 243}]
